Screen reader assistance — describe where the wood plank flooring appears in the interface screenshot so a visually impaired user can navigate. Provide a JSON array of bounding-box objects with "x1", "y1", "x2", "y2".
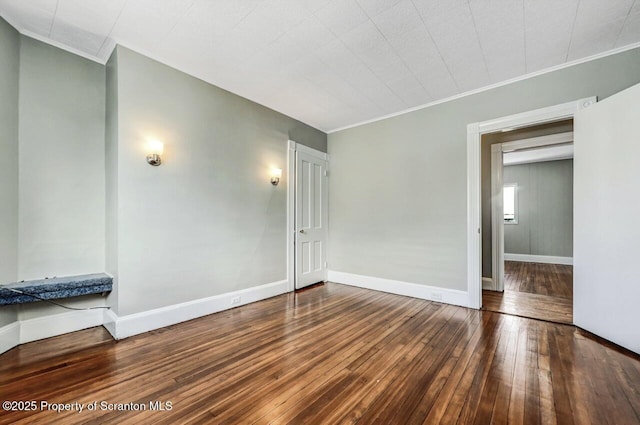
[
  {"x1": 483, "y1": 261, "x2": 573, "y2": 324},
  {"x1": 1, "y1": 282, "x2": 639, "y2": 424}
]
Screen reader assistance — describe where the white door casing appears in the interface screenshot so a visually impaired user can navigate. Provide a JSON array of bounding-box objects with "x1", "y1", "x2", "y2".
[
  {"x1": 294, "y1": 145, "x2": 328, "y2": 289},
  {"x1": 467, "y1": 97, "x2": 596, "y2": 309},
  {"x1": 573, "y1": 82, "x2": 640, "y2": 354},
  {"x1": 490, "y1": 144, "x2": 504, "y2": 292}
]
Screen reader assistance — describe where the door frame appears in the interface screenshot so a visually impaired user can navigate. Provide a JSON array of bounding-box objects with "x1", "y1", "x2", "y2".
[
  {"x1": 286, "y1": 140, "x2": 329, "y2": 292},
  {"x1": 466, "y1": 97, "x2": 596, "y2": 309},
  {"x1": 489, "y1": 131, "x2": 574, "y2": 292}
]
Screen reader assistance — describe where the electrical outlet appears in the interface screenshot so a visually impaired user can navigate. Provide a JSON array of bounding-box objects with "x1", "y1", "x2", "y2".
[
  {"x1": 231, "y1": 296, "x2": 241, "y2": 305},
  {"x1": 430, "y1": 292, "x2": 443, "y2": 301}
]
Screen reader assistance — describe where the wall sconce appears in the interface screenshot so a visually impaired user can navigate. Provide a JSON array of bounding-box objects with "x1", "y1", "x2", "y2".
[
  {"x1": 146, "y1": 140, "x2": 164, "y2": 166},
  {"x1": 271, "y1": 168, "x2": 282, "y2": 186}
]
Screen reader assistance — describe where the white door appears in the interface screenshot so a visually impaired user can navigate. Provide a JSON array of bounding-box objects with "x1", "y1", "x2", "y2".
[
  {"x1": 574, "y1": 82, "x2": 640, "y2": 354},
  {"x1": 295, "y1": 148, "x2": 328, "y2": 289}
]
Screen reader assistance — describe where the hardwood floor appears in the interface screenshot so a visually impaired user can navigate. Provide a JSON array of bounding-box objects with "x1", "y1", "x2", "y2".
[
  {"x1": 1, "y1": 283, "x2": 639, "y2": 424},
  {"x1": 483, "y1": 261, "x2": 573, "y2": 324},
  {"x1": 504, "y1": 261, "x2": 572, "y2": 298}
]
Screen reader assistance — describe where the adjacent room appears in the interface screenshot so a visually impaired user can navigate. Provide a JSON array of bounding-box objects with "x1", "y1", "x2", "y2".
[
  {"x1": 1, "y1": 1, "x2": 639, "y2": 424},
  {"x1": 481, "y1": 120, "x2": 575, "y2": 324}
]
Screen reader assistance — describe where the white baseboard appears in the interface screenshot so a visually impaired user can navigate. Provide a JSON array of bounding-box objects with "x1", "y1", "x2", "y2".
[
  {"x1": 327, "y1": 271, "x2": 470, "y2": 308},
  {"x1": 504, "y1": 253, "x2": 573, "y2": 265},
  {"x1": 0, "y1": 309, "x2": 103, "y2": 355},
  {"x1": 20, "y1": 309, "x2": 105, "y2": 344},
  {"x1": 0, "y1": 322, "x2": 20, "y2": 355},
  {"x1": 1, "y1": 279, "x2": 289, "y2": 354},
  {"x1": 103, "y1": 309, "x2": 117, "y2": 339},
  {"x1": 482, "y1": 277, "x2": 495, "y2": 290},
  {"x1": 106, "y1": 279, "x2": 289, "y2": 340}
]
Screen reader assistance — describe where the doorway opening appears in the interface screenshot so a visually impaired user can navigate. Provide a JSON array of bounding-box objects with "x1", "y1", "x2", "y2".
[
  {"x1": 480, "y1": 121, "x2": 574, "y2": 324},
  {"x1": 466, "y1": 96, "x2": 596, "y2": 312}
]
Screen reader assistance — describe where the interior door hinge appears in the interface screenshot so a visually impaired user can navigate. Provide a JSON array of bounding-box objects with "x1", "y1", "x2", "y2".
[{"x1": 324, "y1": 170, "x2": 328, "y2": 177}]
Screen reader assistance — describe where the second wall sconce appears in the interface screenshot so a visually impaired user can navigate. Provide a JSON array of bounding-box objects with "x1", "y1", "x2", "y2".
[
  {"x1": 146, "y1": 140, "x2": 164, "y2": 166},
  {"x1": 271, "y1": 168, "x2": 282, "y2": 186}
]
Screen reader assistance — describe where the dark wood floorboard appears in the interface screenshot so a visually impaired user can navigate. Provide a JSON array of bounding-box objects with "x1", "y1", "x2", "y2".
[
  {"x1": 1, "y1": 282, "x2": 638, "y2": 424},
  {"x1": 483, "y1": 261, "x2": 573, "y2": 324}
]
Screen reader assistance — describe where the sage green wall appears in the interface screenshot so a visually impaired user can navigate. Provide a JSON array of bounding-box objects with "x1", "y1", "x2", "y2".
[
  {"x1": 1, "y1": 28, "x2": 107, "y2": 328},
  {"x1": 110, "y1": 46, "x2": 326, "y2": 315},
  {"x1": 504, "y1": 160, "x2": 573, "y2": 258},
  {"x1": 15, "y1": 36, "x2": 107, "y2": 318},
  {"x1": 0, "y1": 17, "x2": 20, "y2": 326},
  {"x1": 18, "y1": 36, "x2": 106, "y2": 282},
  {"x1": 328, "y1": 47, "x2": 640, "y2": 291}
]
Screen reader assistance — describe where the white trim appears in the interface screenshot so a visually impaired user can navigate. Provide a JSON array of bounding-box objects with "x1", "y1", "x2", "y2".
[
  {"x1": 287, "y1": 140, "x2": 296, "y2": 293},
  {"x1": 1, "y1": 279, "x2": 290, "y2": 353},
  {"x1": 482, "y1": 277, "x2": 495, "y2": 290},
  {"x1": 479, "y1": 99, "x2": 595, "y2": 134},
  {"x1": 503, "y1": 144, "x2": 574, "y2": 166},
  {"x1": 467, "y1": 97, "x2": 596, "y2": 310},
  {"x1": 97, "y1": 38, "x2": 117, "y2": 63},
  {"x1": 0, "y1": 309, "x2": 104, "y2": 355},
  {"x1": 328, "y1": 271, "x2": 470, "y2": 308},
  {"x1": 501, "y1": 132, "x2": 574, "y2": 152},
  {"x1": 295, "y1": 142, "x2": 329, "y2": 161},
  {"x1": 490, "y1": 144, "x2": 504, "y2": 292},
  {"x1": 0, "y1": 14, "x2": 111, "y2": 64},
  {"x1": 327, "y1": 43, "x2": 637, "y2": 133},
  {"x1": 106, "y1": 279, "x2": 288, "y2": 340},
  {"x1": 504, "y1": 254, "x2": 573, "y2": 265},
  {"x1": 0, "y1": 322, "x2": 20, "y2": 355},
  {"x1": 20, "y1": 309, "x2": 104, "y2": 344},
  {"x1": 102, "y1": 309, "x2": 118, "y2": 340},
  {"x1": 21, "y1": 29, "x2": 106, "y2": 64}
]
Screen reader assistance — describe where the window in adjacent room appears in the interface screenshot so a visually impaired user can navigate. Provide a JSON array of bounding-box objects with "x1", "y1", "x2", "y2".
[{"x1": 504, "y1": 183, "x2": 518, "y2": 224}]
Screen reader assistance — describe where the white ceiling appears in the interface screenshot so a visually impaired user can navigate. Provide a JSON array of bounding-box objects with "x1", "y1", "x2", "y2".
[{"x1": 1, "y1": 0, "x2": 639, "y2": 132}]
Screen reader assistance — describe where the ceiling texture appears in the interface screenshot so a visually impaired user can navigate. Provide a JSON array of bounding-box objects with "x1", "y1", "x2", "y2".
[{"x1": 1, "y1": 0, "x2": 639, "y2": 132}]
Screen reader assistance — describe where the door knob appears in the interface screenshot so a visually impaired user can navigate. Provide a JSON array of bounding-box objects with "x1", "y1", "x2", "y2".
[{"x1": 299, "y1": 229, "x2": 305, "y2": 234}]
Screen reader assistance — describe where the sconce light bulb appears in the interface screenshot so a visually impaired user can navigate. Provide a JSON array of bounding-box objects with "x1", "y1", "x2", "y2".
[
  {"x1": 271, "y1": 168, "x2": 282, "y2": 186},
  {"x1": 148, "y1": 140, "x2": 164, "y2": 155},
  {"x1": 146, "y1": 140, "x2": 164, "y2": 166}
]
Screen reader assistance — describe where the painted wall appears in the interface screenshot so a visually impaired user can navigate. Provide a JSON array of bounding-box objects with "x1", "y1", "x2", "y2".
[
  {"x1": 0, "y1": 17, "x2": 20, "y2": 327},
  {"x1": 18, "y1": 36, "x2": 106, "y2": 281},
  {"x1": 480, "y1": 120, "x2": 573, "y2": 278},
  {"x1": 1, "y1": 30, "x2": 325, "y2": 348},
  {"x1": 328, "y1": 47, "x2": 640, "y2": 292},
  {"x1": 574, "y1": 81, "x2": 640, "y2": 354},
  {"x1": 105, "y1": 50, "x2": 119, "y2": 313},
  {"x1": 503, "y1": 160, "x2": 573, "y2": 257},
  {"x1": 13, "y1": 37, "x2": 108, "y2": 319},
  {"x1": 110, "y1": 46, "x2": 326, "y2": 316}
]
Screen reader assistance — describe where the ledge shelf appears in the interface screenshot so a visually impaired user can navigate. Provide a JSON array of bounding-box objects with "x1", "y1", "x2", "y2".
[{"x1": 0, "y1": 273, "x2": 112, "y2": 306}]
